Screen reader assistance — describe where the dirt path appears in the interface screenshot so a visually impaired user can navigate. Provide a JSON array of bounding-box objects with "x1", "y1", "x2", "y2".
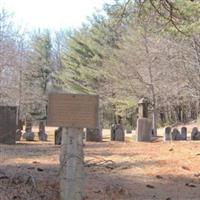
[{"x1": 0, "y1": 139, "x2": 200, "y2": 200}]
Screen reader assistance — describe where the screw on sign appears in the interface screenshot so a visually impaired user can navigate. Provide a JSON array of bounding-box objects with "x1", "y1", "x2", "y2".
[{"x1": 47, "y1": 93, "x2": 99, "y2": 200}]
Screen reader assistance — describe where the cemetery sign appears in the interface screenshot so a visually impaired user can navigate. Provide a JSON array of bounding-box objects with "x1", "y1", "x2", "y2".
[{"x1": 47, "y1": 93, "x2": 99, "y2": 128}]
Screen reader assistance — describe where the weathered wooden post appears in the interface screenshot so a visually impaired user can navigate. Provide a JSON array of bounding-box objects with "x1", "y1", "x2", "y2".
[{"x1": 47, "y1": 93, "x2": 99, "y2": 200}]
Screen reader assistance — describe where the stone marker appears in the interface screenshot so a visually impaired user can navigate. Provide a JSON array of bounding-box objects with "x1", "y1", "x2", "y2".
[
  {"x1": 38, "y1": 121, "x2": 48, "y2": 141},
  {"x1": 181, "y1": 127, "x2": 187, "y2": 140},
  {"x1": 115, "y1": 124, "x2": 125, "y2": 141},
  {"x1": 191, "y1": 127, "x2": 200, "y2": 140},
  {"x1": 86, "y1": 128, "x2": 102, "y2": 142},
  {"x1": 0, "y1": 106, "x2": 17, "y2": 144},
  {"x1": 136, "y1": 118, "x2": 152, "y2": 142},
  {"x1": 138, "y1": 98, "x2": 149, "y2": 118},
  {"x1": 110, "y1": 124, "x2": 125, "y2": 141},
  {"x1": 110, "y1": 115, "x2": 125, "y2": 142},
  {"x1": 171, "y1": 128, "x2": 181, "y2": 140},
  {"x1": 15, "y1": 129, "x2": 22, "y2": 141},
  {"x1": 23, "y1": 118, "x2": 35, "y2": 141},
  {"x1": 55, "y1": 127, "x2": 62, "y2": 145},
  {"x1": 111, "y1": 124, "x2": 116, "y2": 141},
  {"x1": 164, "y1": 126, "x2": 171, "y2": 141}
]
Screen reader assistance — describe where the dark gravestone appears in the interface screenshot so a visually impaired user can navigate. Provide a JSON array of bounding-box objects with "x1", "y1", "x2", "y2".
[
  {"x1": 38, "y1": 121, "x2": 48, "y2": 141},
  {"x1": 115, "y1": 124, "x2": 125, "y2": 141},
  {"x1": 55, "y1": 127, "x2": 62, "y2": 145},
  {"x1": 110, "y1": 123, "x2": 125, "y2": 141},
  {"x1": 191, "y1": 127, "x2": 200, "y2": 140},
  {"x1": 171, "y1": 128, "x2": 181, "y2": 140},
  {"x1": 0, "y1": 106, "x2": 17, "y2": 144},
  {"x1": 181, "y1": 127, "x2": 187, "y2": 140},
  {"x1": 164, "y1": 127, "x2": 171, "y2": 141},
  {"x1": 86, "y1": 128, "x2": 102, "y2": 142},
  {"x1": 111, "y1": 124, "x2": 116, "y2": 141}
]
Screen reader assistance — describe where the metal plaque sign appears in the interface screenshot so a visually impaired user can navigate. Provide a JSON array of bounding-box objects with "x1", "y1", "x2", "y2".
[{"x1": 47, "y1": 93, "x2": 99, "y2": 128}]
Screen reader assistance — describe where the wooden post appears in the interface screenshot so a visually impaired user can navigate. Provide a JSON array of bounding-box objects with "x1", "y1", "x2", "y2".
[{"x1": 60, "y1": 127, "x2": 84, "y2": 200}]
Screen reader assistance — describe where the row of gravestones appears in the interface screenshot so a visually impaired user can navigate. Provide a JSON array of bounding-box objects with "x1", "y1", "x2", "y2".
[
  {"x1": 15, "y1": 120, "x2": 48, "y2": 142},
  {"x1": 16, "y1": 131, "x2": 48, "y2": 141},
  {"x1": 164, "y1": 127, "x2": 200, "y2": 141},
  {"x1": 54, "y1": 124, "x2": 125, "y2": 145}
]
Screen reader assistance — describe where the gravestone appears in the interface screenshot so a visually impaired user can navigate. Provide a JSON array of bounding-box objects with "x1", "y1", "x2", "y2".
[
  {"x1": 110, "y1": 116, "x2": 125, "y2": 142},
  {"x1": 0, "y1": 106, "x2": 17, "y2": 144},
  {"x1": 111, "y1": 124, "x2": 116, "y2": 141},
  {"x1": 191, "y1": 127, "x2": 200, "y2": 140},
  {"x1": 15, "y1": 129, "x2": 22, "y2": 141},
  {"x1": 171, "y1": 128, "x2": 181, "y2": 140},
  {"x1": 86, "y1": 128, "x2": 102, "y2": 142},
  {"x1": 164, "y1": 126, "x2": 171, "y2": 141},
  {"x1": 38, "y1": 121, "x2": 48, "y2": 141},
  {"x1": 55, "y1": 127, "x2": 62, "y2": 145},
  {"x1": 136, "y1": 118, "x2": 152, "y2": 142},
  {"x1": 138, "y1": 98, "x2": 148, "y2": 118},
  {"x1": 115, "y1": 124, "x2": 125, "y2": 141},
  {"x1": 23, "y1": 118, "x2": 35, "y2": 141},
  {"x1": 181, "y1": 127, "x2": 187, "y2": 140}
]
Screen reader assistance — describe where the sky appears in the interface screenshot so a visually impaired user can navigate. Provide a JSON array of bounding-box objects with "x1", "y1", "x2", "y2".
[{"x1": 0, "y1": 0, "x2": 112, "y2": 30}]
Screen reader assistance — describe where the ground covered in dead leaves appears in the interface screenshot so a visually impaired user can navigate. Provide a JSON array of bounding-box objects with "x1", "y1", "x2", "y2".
[{"x1": 0, "y1": 136, "x2": 200, "y2": 200}]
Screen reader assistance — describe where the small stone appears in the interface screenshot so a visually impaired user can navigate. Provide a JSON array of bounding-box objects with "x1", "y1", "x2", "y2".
[
  {"x1": 194, "y1": 173, "x2": 200, "y2": 177},
  {"x1": 181, "y1": 166, "x2": 190, "y2": 171},
  {"x1": 32, "y1": 161, "x2": 40, "y2": 164},
  {"x1": 93, "y1": 190, "x2": 101, "y2": 193},
  {"x1": 185, "y1": 183, "x2": 196, "y2": 188},
  {"x1": 37, "y1": 168, "x2": 44, "y2": 172},
  {"x1": 156, "y1": 175, "x2": 163, "y2": 179},
  {"x1": 146, "y1": 184, "x2": 155, "y2": 189}
]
